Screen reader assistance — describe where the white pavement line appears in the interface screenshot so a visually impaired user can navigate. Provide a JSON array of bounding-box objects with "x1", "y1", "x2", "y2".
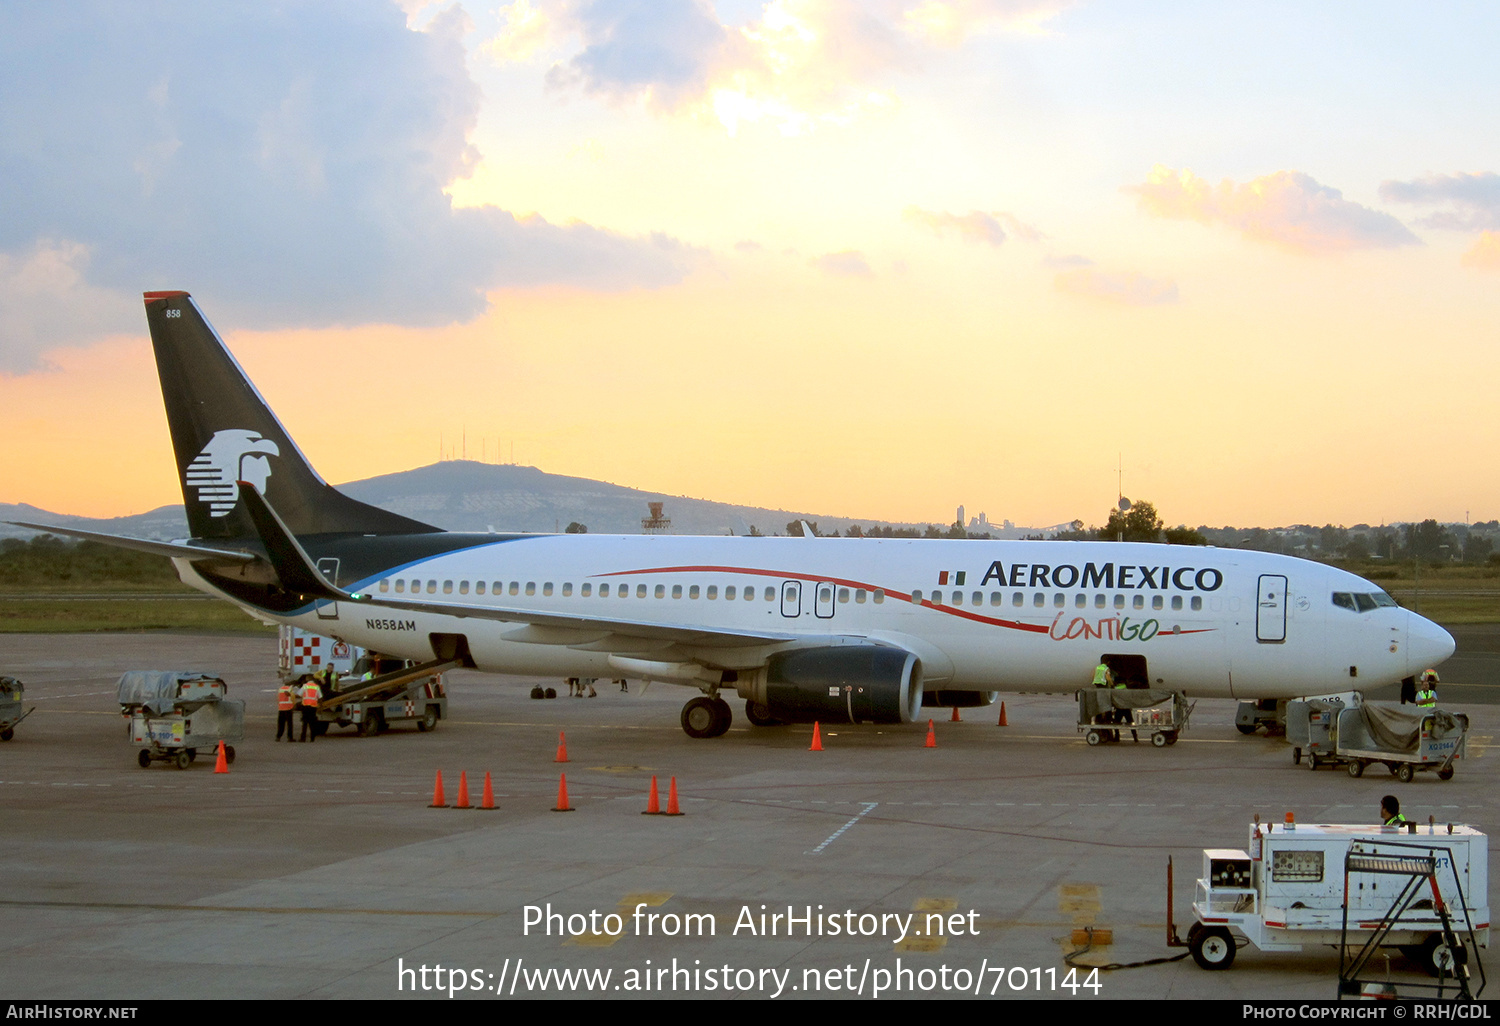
[{"x1": 807, "y1": 802, "x2": 879, "y2": 856}]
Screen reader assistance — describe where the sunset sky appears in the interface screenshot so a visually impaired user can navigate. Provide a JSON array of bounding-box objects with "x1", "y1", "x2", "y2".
[{"x1": 2, "y1": 2, "x2": 1497, "y2": 530}]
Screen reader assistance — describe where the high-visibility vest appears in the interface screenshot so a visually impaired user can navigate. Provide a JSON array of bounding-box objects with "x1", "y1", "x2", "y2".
[
  {"x1": 302, "y1": 682, "x2": 322, "y2": 706},
  {"x1": 277, "y1": 685, "x2": 295, "y2": 711},
  {"x1": 1416, "y1": 688, "x2": 1436, "y2": 708},
  {"x1": 1092, "y1": 664, "x2": 1110, "y2": 686}
]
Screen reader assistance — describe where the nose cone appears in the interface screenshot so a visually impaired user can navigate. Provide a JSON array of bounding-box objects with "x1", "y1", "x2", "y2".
[{"x1": 1407, "y1": 611, "x2": 1456, "y2": 674}]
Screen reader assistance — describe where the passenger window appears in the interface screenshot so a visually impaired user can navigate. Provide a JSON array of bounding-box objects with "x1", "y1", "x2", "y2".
[
  {"x1": 1033, "y1": 593, "x2": 1045, "y2": 607},
  {"x1": 1054, "y1": 594, "x2": 1065, "y2": 608},
  {"x1": 655, "y1": 584, "x2": 666, "y2": 599},
  {"x1": 525, "y1": 582, "x2": 536, "y2": 596},
  {"x1": 707, "y1": 585, "x2": 717, "y2": 599},
  {"x1": 509, "y1": 582, "x2": 519, "y2": 596},
  {"x1": 562, "y1": 583, "x2": 572, "y2": 597},
  {"x1": 823, "y1": 587, "x2": 835, "y2": 604},
  {"x1": 990, "y1": 592, "x2": 1002, "y2": 606},
  {"x1": 581, "y1": 583, "x2": 591, "y2": 597},
  {"x1": 427, "y1": 581, "x2": 437, "y2": 594},
  {"x1": 637, "y1": 584, "x2": 647, "y2": 598},
  {"x1": 973, "y1": 591, "x2": 983, "y2": 606},
  {"x1": 547, "y1": 583, "x2": 557, "y2": 596},
  {"x1": 1075, "y1": 594, "x2": 1086, "y2": 608},
  {"x1": 1191, "y1": 596, "x2": 1203, "y2": 611},
  {"x1": 598, "y1": 583, "x2": 609, "y2": 597},
  {"x1": 912, "y1": 590, "x2": 923, "y2": 604},
  {"x1": 443, "y1": 580, "x2": 453, "y2": 594},
  {"x1": 839, "y1": 588, "x2": 850, "y2": 603},
  {"x1": 1094, "y1": 594, "x2": 1105, "y2": 609},
  {"x1": 855, "y1": 589, "x2": 866, "y2": 604},
  {"x1": 932, "y1": 591, "x2": 944, "y2": 605},
  {"x1": 764, "y1": 587, "x2": 775, "y2": 601},
  {"x1": 725, "y1": 586, "x2": 736, "y2": 600},
  {"x1": 1152, "y1": 595, "x2": 1163, "y2": 610},
  {"x1": 379, "y1": 580, "x2": 389, "y2": 593},
  {"x1": 1012, "y1": 592, "x2": 1023, "y2": 607},
  {"x1": 394, "y1": 580, "x2": 404, "y2": 593},
  {"x1": 1113, "y1": 595, "x2": 1124, "y2": 610},
  {"x1": 951, "y1": 591, "x2": 961, "y2": 605},
  {"x1": 1132, "y1": 595, "x2": 1144, "y2": 610},
  {"x1": 476, "y1": 581, "x2": 486, "y2": 595},
  {"x1": 873, "y1": 590, "x2": 884, "y2": 604},
  {"x1": 689, "y1": 585, "x2": 700, "y2": 599},
  {"x1": 670, "y1": 585, "x2": 681, "y2": 599}
]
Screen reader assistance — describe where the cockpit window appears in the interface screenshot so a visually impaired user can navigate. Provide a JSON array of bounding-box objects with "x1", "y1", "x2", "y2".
[{"x1": 1334, "y1": 591, "x2": 1400, "y2": 612}]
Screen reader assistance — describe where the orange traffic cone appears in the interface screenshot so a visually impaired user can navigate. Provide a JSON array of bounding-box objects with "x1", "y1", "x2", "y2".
[
  {"x1": 429, "y1": 769, "x2": 448, "y2": 808},
  {"x1": 810, "y1": 722, "x2": 824, "y2": 751},
  {"x1": 555, "y1": 732, "x2": 570, "y2": 763},
  {"x1": 642, "y1": 775, "x2": 662, "y2": 815},
  {"x1": 950, "y1": 706, "x2": 961, "y2": 722},
  {"x1": 553, "y1": 772, "x2": 573, "y2": 812},
  {"x1": 454, "y1": 770, "x2": 471, "y2": 809},
  {"x1": 214, "y1": 740, "x2": 229, "y2": 774},
  {"x1": 479, "y1": 772, "x2": 497, "y2": 811},
  {"x1": 925, "y1": 719, "x2": 937, "y2": 748},
  {"x1": 997, "y1": 702, "x2": 1008, "y2": 727},
  {"x1": 664, "y1": 776, "x2": 684, "y2": 816}
]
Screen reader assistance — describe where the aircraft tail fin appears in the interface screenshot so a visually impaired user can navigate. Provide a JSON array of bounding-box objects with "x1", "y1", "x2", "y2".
[{"x1": 143, "y1": 291, "x2": 437, "y2": 541}]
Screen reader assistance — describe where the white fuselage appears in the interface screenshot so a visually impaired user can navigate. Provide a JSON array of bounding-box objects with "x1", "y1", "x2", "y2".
[{"x1": 180, "y1": 537, "x2": 1454, "y2": 700}]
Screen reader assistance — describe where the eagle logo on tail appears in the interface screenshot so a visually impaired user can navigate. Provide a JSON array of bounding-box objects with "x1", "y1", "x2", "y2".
[{"x1": 185, "y1": 429, "x2": 280, "y2": 517}]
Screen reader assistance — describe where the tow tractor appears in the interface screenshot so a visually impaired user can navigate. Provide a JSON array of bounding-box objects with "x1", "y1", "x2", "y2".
[{"x1": 1176, "y1": 818, "x2": 1488, "y2": 997}]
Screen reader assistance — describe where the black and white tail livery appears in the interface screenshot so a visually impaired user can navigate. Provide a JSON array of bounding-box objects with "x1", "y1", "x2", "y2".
[{"x1": 144, "y1": 290, "x2": 436, "y2": 541}]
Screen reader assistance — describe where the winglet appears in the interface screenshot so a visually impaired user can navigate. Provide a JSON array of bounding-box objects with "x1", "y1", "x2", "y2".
[{"x1": 235, "y1": 482, "x2": 349, "y2": 600}]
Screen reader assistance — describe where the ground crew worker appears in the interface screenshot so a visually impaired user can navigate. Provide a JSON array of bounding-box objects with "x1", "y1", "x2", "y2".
[
  {"x1": 1381, "y1": 795, "x2": 1408, "y2": 828},
  {"x1": 321, "y1": 664, "x2": 340, "y2": 698},
  {"x1": 1416, "y1": 670, "x2": 1439, "y2": 709},
  {"x1": 1090, "y1": 661, "x2": 1120, "y2": 742},
  {"x1": 299, "y1": 674, "x2": 323, "y2": 743},
  {"x1": 276, "y1": 678, "x2": 297, "y2": 741}
]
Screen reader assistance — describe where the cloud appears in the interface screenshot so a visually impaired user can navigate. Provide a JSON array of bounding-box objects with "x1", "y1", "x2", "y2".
[
  {"x1": 0, "y1": 3, "x2": 700, "y2": 372},
  {"x1": 1125, "y1": 165, "x2": 1420, "y2": 254},
  {"x1": 1054, "y1": 268, "x2": 1177, "y2": 306},
  {"x1": 1462, "y1": 232, "x2": 1500, "y2": 271},
  {"x1": 493, "y1": 0, "x2": 1067, "y2": 133},
  {"x1": 811, "y1": 250, "x2": 874, "y2": 277},
  {"x1": 1378, "y1": 172, "x2": 1500, "y2": 232},
  {"x1": 903, "y1": 206, "x2": 1042, "y2": 246}
]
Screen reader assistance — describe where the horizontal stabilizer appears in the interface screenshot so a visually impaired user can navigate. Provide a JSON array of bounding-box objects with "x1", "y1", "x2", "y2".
[{"x1": 5, "y1": 522, "x2": 258, "y2": 564}]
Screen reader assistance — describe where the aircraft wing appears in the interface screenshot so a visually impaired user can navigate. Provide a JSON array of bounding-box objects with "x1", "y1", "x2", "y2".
[{"x1": 5, "y1": 522, "x2": 259, "y2": 564}]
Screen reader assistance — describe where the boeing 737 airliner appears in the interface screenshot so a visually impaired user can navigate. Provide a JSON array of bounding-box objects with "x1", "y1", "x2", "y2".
[{"x1": 11, "y1": 292, "x2": 1456, "y2": 738}]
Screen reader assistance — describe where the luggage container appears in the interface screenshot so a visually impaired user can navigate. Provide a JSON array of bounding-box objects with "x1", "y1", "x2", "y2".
[
  {"x1": 0, "y1": 676, "x2": 32, "y2": 741},
  {"x1": 1077, "y1": 688, "x2": 1192, "y2": 748},
  {"x1": 117, "y1": 671, "x2": 245, "y2": 769},
  {"x1": 1289, "y1": 700, "x2": 1468, "y2": 782},
  {"x1": 1180, "y1": 820, "x2": 1488, "y2": 996}
]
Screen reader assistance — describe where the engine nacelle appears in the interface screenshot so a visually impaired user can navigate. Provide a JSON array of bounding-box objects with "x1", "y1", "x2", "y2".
[
  {"x1": 738, "y1": 645, "x2": 923, "y2": 725},
  {"x1": 923, "y1": 690, "x2": 1000, "y2": 709}
]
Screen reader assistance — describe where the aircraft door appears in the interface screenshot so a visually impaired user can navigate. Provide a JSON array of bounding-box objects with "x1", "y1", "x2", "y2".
[
  {"x1": 781, "y1": 581, "x2": 802, "y2": 617},
  {"x1": 316, "y1": 558, "x2": 340, "y2": 620},
  {"x1": 1256, "y1": 574, "x2": 1287, "y2": 643},
  {"x1": 814, "y1": 581, "x2": 836, "y2": 619}
]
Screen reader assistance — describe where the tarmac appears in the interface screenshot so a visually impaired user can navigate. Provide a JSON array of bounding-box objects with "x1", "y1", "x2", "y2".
[{"x1": 1, "y1": 631, "x2": 1496, "y2": 1001}]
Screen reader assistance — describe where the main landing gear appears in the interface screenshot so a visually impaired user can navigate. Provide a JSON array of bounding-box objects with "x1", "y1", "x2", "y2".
[{"x1": 681, "y1": 695, "x2": 733, "y2": 738}]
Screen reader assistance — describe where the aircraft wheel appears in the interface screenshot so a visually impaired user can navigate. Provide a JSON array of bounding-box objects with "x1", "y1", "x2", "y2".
[
  {"x1": 1347, "y1": 760, "x2": 1365, "y2": 778},
  {"x1": 745, "y1": 701, "x2": 782, "y2": 727},
  {"x1": 708, "y1": 698, "x2": 733, "y2": 737},
  {"x1": 1189, "y1": 926, "x2": 1236, "y2": 970},
  {"x1": 1151, "y1": 731, "x2": 1168, "y2": 748},
  {"x1": 1396, "y1": 763, "x2": 1415, "y2": 783},
  {"x1": 681, "y1": 697, "x2": 720, "y2": 739},
  {"x1": 1438, "y1": 767, "x2": 1455, "y2": 781},
  {"x1": 1085, "y1": 729, "x2": 1101, "y2": 746}
]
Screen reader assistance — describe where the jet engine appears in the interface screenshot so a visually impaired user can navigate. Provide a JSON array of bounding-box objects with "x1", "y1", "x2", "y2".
[{"x1": 736, "y1": 645, "x2": 923, "y2": 725}]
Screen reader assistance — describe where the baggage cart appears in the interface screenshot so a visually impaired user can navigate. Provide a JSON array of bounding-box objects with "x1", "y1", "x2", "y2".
[
  {"x1": 0, "y1": 676, "x2": 33, "y2": 741},
  {"x1": 312, "y1": 657, "x2": 455, "y2": 736},
  {"x1": 1289, "y1": 700, "x2": 1468, "y2": 782},
  {"x1": 1179, "y1": 820, "x2": 1488, "y2": 996},
  {"x1": 1077, "y1": 688, "x2": 1192, "y2": 748},
  {"x1": 117, "y1": 671, "x2": 245, "y2": 769}
]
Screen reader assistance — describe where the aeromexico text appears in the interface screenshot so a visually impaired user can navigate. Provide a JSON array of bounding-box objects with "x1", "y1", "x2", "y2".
[{"x1": 973, "y1": 561, "x2": 1224, "y2": 592}]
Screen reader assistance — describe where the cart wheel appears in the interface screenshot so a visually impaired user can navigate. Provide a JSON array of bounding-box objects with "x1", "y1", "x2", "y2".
[
  {"x1": 1437, "y1": 767, "x2": 1454, "y2": 781},
  {"x1": 1085, "y1": 729, "x2": 1101, "y2": 747},
  {"x1": 187, "y1": 748, "x2": 197, "y2": 762},
  {"x1": 1189, "y1": 926, "x2": 1236, "y2": 970},
  {"x1": 0, "y1": 728, "x2": 12, "y2": 742},
  {"x1": 1186, "y1": 921, "x2": 1204, "y2": 945},
  {"x1": 418, "y1": 706, "x2": 439, "y2": 732},
  {"x1": 1236, "y1": 723, "x2": 1258, "y2": 735},
  {"x1": 1387, "y1": 762, "x2": 1400, "y2": 775},
  {"x1": 1292, "y1": 747, "x2": 1301, "y2": 765},
  {"x1": 1151, "y1": 731, "x2": 1168, "y2": 748},
  {"x1": 1347, "y1": 760, "x2": 1365, "y2": 778},
  {"x1": 174, "y1": 751, "x2": 191, "y2": 770},
  {"x1": 138, "y1": 748, "x2": 152, "y2": 769},
  {"x1": 1164, "y1": 731, "x2": 1179, "y2": 745},
  {"x1": 224, "y1": 746, "x2": 236, "y2": 764},
  {"x1": 1420, "y1": 933, "x2": 1463, "y2": 977},
  {"x1": 1396, "y1": 763, "x2": 1415, "y2": 783},
  {"x1": 358, "y1": 716, "x2": 377, "y2": 737},
  {"x1": 1307, "y1": 754, "x2": 1318, "y2": 770}
]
